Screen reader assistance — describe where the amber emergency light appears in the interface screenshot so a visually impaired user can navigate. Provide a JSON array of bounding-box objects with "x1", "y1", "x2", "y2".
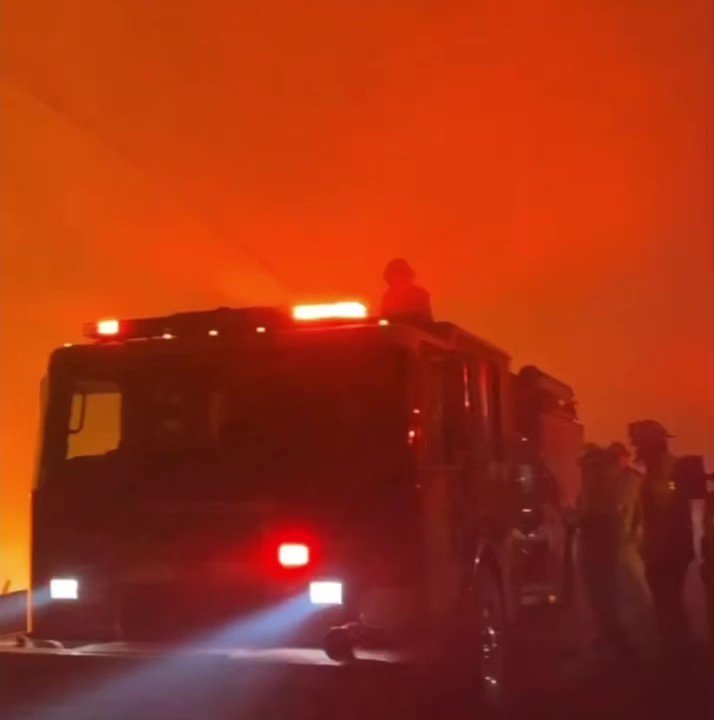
[
  {"x1": 292, "y1": 302, "x2": 367, "y2": 321},
  {"x1": 82, "y1": 302, "x2": 372, "y2": 342}
]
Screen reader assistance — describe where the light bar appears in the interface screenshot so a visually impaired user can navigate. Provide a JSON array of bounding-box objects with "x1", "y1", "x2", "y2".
[
  {"x1": 292, "y1": 302, "x2": 368, "y2": 322},
  {"x1": 309, "y1": 581, "x2": 343, "y2": 606},
  {"x1": 50, "y1": 578, "x2": 79, "y2": 600},
  {"x1": 278, "y1": 543, "x2": 310, "y2": 568},
  {"x1": 96, "y1": 319, "x2": 120, "y2": 336}
]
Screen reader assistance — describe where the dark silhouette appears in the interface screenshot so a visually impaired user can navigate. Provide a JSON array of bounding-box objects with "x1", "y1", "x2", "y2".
[
  {"x1": 381, "y1": 258, "x2": 433, "y2": 323},
  {"x1": 628, "y1": 420, "x2": 694, "y2": 659},
  {"x1": 578, "y1": 444, "x2": 632, "y2": 654}
]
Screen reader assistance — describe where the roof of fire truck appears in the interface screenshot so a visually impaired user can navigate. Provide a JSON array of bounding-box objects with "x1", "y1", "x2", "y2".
[{"x1": 57, "y1": 301, "x2": 510, "y2": 360}]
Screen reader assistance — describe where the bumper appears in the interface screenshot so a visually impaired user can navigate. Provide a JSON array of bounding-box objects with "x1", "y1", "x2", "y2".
[
  {"x1": 32, "y1": 580, "x2": 348, "y2": 645},
  {"x1": 32, "y1": 577, "x2": 425, "y2": 648}
]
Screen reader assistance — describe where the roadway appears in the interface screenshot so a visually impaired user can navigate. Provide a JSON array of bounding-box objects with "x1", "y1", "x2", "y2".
[{"x1": 0, "y1": 596, "x2": 710, "y2": 720}]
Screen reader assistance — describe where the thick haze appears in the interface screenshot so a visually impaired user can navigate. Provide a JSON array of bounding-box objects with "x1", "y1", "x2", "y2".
[{"x1": 1, "y1": 0, "x2": 712, "y2": 588}]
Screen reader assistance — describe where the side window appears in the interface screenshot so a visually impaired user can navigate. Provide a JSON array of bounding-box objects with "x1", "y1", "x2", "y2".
[
  {"x1": 66, "y1": 383, "x2": 122, "y2": 459},
  {"x1": 463, "y1": 361, "x2": 486, "y2": 451},
  {"x1": 463, "y1": 363, "x2": 474, "y2": 413},
  {"x1": 487, "y1": 362, "x2": 504, "y2": 460},
  {"x1": 478, "y1": 362, "x2": 504, "y2": 460},
  {"x1": 427, "y1": 358, "x2": 465, "y2": 465},
  {"x1": 426, "y1": 362, "x2": 447, "y2": 464}
]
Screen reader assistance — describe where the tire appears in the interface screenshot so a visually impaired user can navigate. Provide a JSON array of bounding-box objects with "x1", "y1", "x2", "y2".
[
  {"x1": 441, "y1": 562, "x2": 508, "y2": 716},
  {"x1": 560, "y1": 522, "x2": 575, "y2": 606},
  {"x1": 471, "y1": 562, "x2": 508, "y2": 712}
]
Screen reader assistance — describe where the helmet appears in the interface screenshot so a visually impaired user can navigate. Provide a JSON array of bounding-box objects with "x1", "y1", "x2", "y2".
[
  {"x1": 580, "y1": 443, "x2": 606, "y2": 465},
  {"x1": 628, "y1": 420, "x2": 674, "y2": 445},
  {"x1": 607, "y1": 441, "x2": 629, "y2": 458},
  {"x1": 383, "y1": 258, "x2": 415, "y2": 285}
]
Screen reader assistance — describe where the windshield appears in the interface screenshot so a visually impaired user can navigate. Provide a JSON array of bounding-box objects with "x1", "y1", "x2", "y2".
[{"x1": 44, "y1": 337, "x2": 411, "y2": 498}]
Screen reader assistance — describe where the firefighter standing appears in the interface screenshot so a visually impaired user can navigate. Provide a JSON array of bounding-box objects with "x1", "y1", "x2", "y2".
[
  {"x1": 607, "y1": 443, "x2": 651, "y2": 643},
  {"x1": 578, "y1": 444, "x2": 631, "y2": 653},
  {"x1": 704, "y1": 474, "x2": 714, "y2": 675},
  {"x1": 607, "y1": 442, "x2": 643, "y2": 542},
  {"x1": 381, "y1": 258, "x2": 433, "y2": 323},
  {"x1": 629, "y1": 420, "x2": 694, "y2": 659}
]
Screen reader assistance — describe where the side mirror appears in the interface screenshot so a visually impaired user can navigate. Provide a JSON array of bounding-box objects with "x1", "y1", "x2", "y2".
[{"x1": 673, "y1": 456, "x2": 707, "y2": 500}]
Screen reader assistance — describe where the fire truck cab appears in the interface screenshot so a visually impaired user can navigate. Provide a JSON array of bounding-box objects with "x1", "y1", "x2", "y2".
[{"x1": 30, "y1": 302, "x2": 583, "y2": 706}]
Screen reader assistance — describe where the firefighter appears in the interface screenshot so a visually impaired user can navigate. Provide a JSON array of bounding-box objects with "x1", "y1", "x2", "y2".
[
  {"x1": 607, "y1": 443, "x2": 651, "y2": 644},
  {"x1": 381, "y1": 258, "x2": 433, "y2": 323},
  {"x1": 605, "y1": 442, "x2": 644, "y2": 554},
  {"x1": 704, "y1": 474, "x2": 714, "y2": 675},
  {"x1": 578, "y1": 444, "x2": 632, "y2": 654},
  {"x1": 628, "y1": 420, "x2": 694, "y2": 659}
]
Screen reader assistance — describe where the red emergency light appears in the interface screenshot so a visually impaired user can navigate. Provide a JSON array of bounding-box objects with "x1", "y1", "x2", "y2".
[{"x1": 278, "y1": 542, "x2": 310, "y2": 568}]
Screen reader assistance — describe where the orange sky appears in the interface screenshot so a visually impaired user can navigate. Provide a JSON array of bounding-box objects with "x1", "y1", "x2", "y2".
[{"x1": 1, "y1": 0, "x2": 712, "y2": 589}]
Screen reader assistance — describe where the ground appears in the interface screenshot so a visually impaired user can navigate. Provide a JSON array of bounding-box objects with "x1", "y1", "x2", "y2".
[
  {"x1": 1, "y1": 549, "x2": 710, "y2": 719},
  {"x1": 0, "y1": 597, "x2": 710, "y2": 720}
]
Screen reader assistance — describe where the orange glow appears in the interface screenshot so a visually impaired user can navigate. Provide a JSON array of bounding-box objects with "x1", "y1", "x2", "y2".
[
  {"x1": 96, "y1": 319, "x2": 120, "y2": 336},
  {"x1": 1, "y1": 0, "x2": 712, "y2": 596},
  {"x1": 292, "y1": 301, "x2": 368, "y2": 321}
]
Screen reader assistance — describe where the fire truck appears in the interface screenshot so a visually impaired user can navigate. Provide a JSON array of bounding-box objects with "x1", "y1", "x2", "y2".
[{"x1": 27, "y1": 301, "x2": 583, "y2": 708}]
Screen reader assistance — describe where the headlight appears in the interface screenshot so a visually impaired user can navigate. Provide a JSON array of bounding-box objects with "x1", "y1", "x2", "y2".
[
  {"x1": 309, "y1": 581, "x2": 343, "y2": 605},
  {"x1": 50, "y1": 578, "x2": 79, "y2": 600}
]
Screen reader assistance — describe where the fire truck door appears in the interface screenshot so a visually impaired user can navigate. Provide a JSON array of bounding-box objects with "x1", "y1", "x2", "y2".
[{"x1": 421, "y1": 356, "x2": 469, "y2": 622}]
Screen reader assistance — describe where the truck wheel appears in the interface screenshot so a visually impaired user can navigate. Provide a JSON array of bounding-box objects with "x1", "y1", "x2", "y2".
[
  {"x1": 471, "y1": 563, "x2": 507, "y2": 712},
  {"x1": 560, "y1": 522, "x2": 576, "y2": 607},
  {"x1": 443, "y1": 563, "x2": 508, "y2": 715}
]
